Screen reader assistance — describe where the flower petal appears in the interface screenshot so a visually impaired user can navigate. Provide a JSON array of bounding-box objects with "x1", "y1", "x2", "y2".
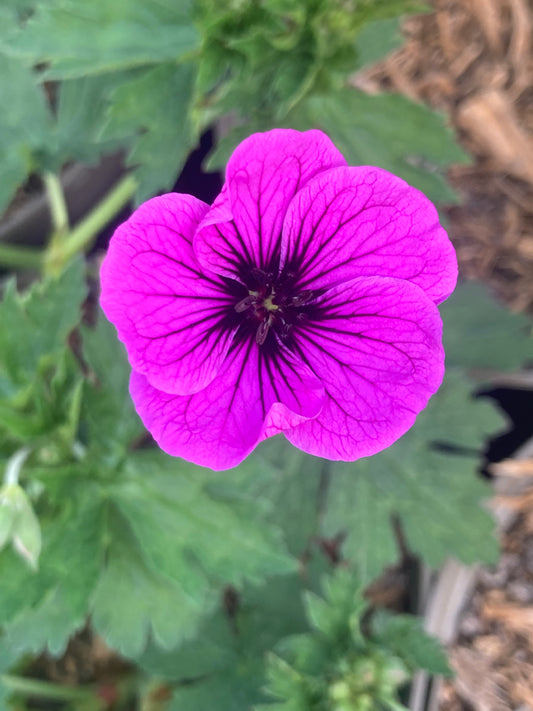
[
  {"x1": 282, "y1": 166, "x2": 457, "y2": 304},
  {"x1": 194, "y1": 129, "x2": 347, "y2": 281},
  {"x1": 129, "y1": 340, "x2": 325, "y2": 470},
  {"x1": 100, "y1": 194, "x2": 237, "y2": 396},
  {"x1": 284, "y1": 276, "x2": 444, "y2": 460}
]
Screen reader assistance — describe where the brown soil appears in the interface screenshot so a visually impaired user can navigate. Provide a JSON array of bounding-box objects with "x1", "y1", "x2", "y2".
[
  {"x1": 369, "y1": 2, "x2": 533, "y2": 707},
  {"x1": 366, "y1": 0, "x2": 533, "y2": 314}
]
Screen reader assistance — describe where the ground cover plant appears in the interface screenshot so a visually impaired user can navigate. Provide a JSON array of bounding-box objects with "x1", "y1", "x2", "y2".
[{"x1": 0, "y1": 1, "x2": 531, "y2": 710}]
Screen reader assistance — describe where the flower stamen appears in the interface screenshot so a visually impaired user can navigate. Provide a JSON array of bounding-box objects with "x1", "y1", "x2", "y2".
[
  {"x1": 234, "y1": 295, "x2": 257, "y2": 313},
  {"x1": 256, "y1": 315, "x2": 273, "y2": 345}
]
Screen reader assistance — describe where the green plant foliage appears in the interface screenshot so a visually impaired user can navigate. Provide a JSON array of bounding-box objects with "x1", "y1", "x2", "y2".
[
  {"x1": 2, "y1": 0, "x2": 199, "y2": 78},
  {"x1": 0, "y1": 261, "x2": 87, "y2": 461},
  {"x1": 0, "y1": 54, "x2": 126, "y2": 210},
  {"x1": 194, "y1": 0, "x2": 424, "y2": 123},
  {"x1": 291, "y1": 89, "x2": 468, "y2": 203},
  {"x1": 230, "y1": 366, "x2": 503, "y2": 586},
  {"x1": 0, "y1": 54, "x2": 51, "y2": 213},
  {"x1": 352, "y1": 17, "x2": 406, "y2": 69},
  {"x1": 0, "y1": 0, "x2": 459, "y2": 221},
  {"x1": 0, "y1": 450, "x2": 295, "y2": 658},
  {"x1": 46, "y1": 75, "x2": 125, "y2": 170},
  {"x1": 137, "y1": 574, "x2": 309, "y2": 711},
  {"x1": 80, "y1": 315, "x2": 145, "y2": 464},
  {"x1": 441, "y1": 281, "x2": 533, "y2": 371},
  {"x1": 260, "y1": 568, "x2": 449, "y2": 711},
  {"x1": 0, "y1": 259, "x2": 85, "y2": 389},
  {"x1": 208, "y1": 87, "x2": 467, "y2": 204},
  {"x1": 226, "y1": 439, "x2": 326, "y2": 557},
  {"x1": 370, "y1": 611, "x2": 450, "y2": 676},
  {"x1": 323, "y1": 370, "x2": 502, "y2": 583},
  {"x1": 0, "y1": 482, "x2": 41, "y2": 569},
  {"x1": 0, "y1": 3, "x2": 519, "y2": 705},
  {"x1": 101, "y1": 62, "x2": 198, "y2": 202},
  {"x1": 0, "y1": 283, "x2": 295, "y2": 661}
]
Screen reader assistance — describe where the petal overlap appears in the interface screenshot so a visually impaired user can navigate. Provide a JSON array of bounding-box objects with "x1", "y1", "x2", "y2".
[
  {"x1": 285, "y1": 276, "x2": 444, "y2": 460},
  {"x1": 130, "y1": 342, "x2": 325, "y2": 470},
  {"x1": 100, "y1": 194, "x2": 236, "y2": 395},
  {"x1": 194, "y1": 129, "x2": 346, "y2": 280},
  {"x1": 281, "y1": 166, "x2": 457, "y2": 304}
]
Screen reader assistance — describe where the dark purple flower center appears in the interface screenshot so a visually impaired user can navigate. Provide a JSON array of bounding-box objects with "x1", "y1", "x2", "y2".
[{"x1": 227, "y1": 266, "x2": 317, "y2": 350}]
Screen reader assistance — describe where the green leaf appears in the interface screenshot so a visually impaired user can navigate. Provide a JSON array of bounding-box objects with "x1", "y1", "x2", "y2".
[
  {"x1": 0, "y1": 449, "x2": 295, "y2": 658},
  {"x1": 44, "y1": 74, "x2": 126, "y2": 171},
  {"x1": 91, "y1": 508, "x2": 207, "y2": 656},
  {"x1": 261, "y1": 569, "x2": 425, "y2": 711},
  {"x1": 118, "y1": 451, "x2": 296, "y2": 588},
  {"x1": 81, "y1": 313, "x2": 145, "y2": 462},
  {"x1": 137, "y1": 574, "x2": 309, "y2": 711},
  {"x1": 323, "y1": 370, "x2": 502, "y2": 583},
  {"x1": 371, "y1": 611, "x2": 451, "y2": 676},
  {"x1": 3, "y1": 0, "x2": 199, "y2": 79},
  {"x1": 0, "y1": 55, "x2": 129, "y2": 203},
  {"x1": 228, "y1": 437, "x2": 326, "y2": 557},
  {"x1": 441, "y1": 281, "x2": 533, "y2": 371},
  {"x1": 208, "y1": 88, "x2": 466, "y2": 205},
  {"x1": 0, "y1": 491, "x2": 103, "y2": 656},
  {"x1": 95, "y1": 451, "x2": 296, "y2": 657},
  {"x1": 290, "y1": 88, "x2": 468, "y2": 203},
  {"x1": 102, "y1": 62, "x2": 197, "y2": 201},
  {"x1": 304, "y1": 568, "x2": 366, "y2": 643},
  {"x1": 353, "y1": 17, "x2": 405, "y2": 69},
  {"x1": 0, "y1": 258, "x2": 86, "y2": 389},
  {"x1": 0, "y1": 54, "x2": 52, "y2": 213}
]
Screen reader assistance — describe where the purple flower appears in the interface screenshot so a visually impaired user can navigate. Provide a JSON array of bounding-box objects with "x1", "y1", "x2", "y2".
[{"x1": 100, "y1": 129, "x2": 457, "y2": 471}]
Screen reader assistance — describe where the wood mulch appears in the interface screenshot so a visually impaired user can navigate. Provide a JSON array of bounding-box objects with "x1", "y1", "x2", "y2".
[
  {"x1": 362, "y1": 0, "x2": 533, "y2": 314},
  {"x1": 363, "y1": 2, "x2": 533, "y2": 708}
]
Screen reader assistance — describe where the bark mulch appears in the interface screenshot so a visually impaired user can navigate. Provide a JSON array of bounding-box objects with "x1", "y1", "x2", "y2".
[{"x1": 362, "y1": 2, "x2": 533, "y2": 708}]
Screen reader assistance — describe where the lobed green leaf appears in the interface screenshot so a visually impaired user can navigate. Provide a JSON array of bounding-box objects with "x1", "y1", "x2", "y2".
[
  {"x1": 3, "y1": 0, "x2": 199, "y2": 78},
  {"x1": 441, "y1": 281, "x2": 533, "y2": 371},
  {"x1": 101, "y1": 62, "x2": 198, "y2": 202},
  {"x1": 324, "y1": 370, "x2": 502, "y2": 582}
]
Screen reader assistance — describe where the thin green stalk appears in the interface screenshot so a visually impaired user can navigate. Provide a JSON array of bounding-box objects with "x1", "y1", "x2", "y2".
[
  {"x1": 44, "y1": 174, "x2": 137, "y2": 276},
  {"x1": 1, "y1": 674, "x2": 96, "y2": 702},
  {"x1": 64, "y1": 174, "x2": 138, "y2": 261},
  {"x1": 0, "y1": 243, "x2": 44, "y2": 270},
  {"x1": 43, "y1": 172, "x2": 69, "y2": 239}
]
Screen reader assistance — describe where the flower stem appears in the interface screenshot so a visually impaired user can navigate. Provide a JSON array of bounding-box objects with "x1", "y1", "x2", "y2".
[
  {"x1": 44, "y1": 174, "x2": 137, "y2": 277},
  {"x1": 0, "y1": 243, "x2": 43, "y2": 270},
  {"x1": 0, "y1": 674, "x2": 96, "y2": 703},
  {"x1": 43, "y1": 172, "x2": 70, "y2": 239},
  {"x1": 63, "y1": 174, "x2": 137, "y2": 262}
]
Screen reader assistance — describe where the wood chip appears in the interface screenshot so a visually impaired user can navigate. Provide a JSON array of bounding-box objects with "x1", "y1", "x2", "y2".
[{"x1": 456, "y1": 90, "x2": 533, "y2": 185}]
